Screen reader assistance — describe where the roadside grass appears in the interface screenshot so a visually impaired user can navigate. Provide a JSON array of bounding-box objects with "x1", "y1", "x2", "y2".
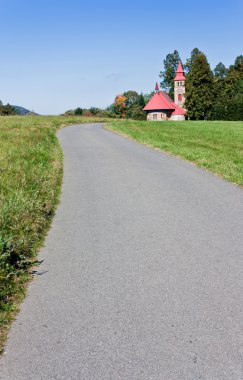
[
  {"x1": 0, "y1": 115, "x2": 108, "y2": 351},
  {"x1": 106, "y1": 120, "x2": 243, "y2": 185}
]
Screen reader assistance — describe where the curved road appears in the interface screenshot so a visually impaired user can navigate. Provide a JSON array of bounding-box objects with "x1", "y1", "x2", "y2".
[{"x1": 1, "y1": 123, "x2": 243, "y2": 379}]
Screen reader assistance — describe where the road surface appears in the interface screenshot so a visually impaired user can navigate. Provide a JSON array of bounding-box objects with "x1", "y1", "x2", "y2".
[{"x1": 0, "y1": 123, "x2": 243, "y2": 379}]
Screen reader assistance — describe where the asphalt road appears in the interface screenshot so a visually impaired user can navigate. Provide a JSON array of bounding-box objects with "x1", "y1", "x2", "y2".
[{"x1": 1, "y1": 123, "x2": 243, "y2": 380}]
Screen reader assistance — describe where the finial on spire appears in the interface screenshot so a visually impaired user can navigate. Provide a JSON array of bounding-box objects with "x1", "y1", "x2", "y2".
[{"x1": 155, "y1": 82, "x2": 159, "y2": 92}]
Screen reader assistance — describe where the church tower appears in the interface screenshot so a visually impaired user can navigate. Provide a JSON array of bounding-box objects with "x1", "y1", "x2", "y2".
[{"x1": 174, "y1": 61, "x2": 186, "y2": 109}]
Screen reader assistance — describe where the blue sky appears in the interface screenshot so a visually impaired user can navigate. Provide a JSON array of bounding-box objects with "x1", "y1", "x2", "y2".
[{"x1": 0, "y1": 0, "x2": 242, "y2": 114}]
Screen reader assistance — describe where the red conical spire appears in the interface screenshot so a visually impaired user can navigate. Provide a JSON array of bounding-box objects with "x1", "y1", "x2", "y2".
[
  {"x1": 155, "y1": 82, "x2": 159, "y2": 92},
  {"x1": 176, "y1": 61, "x2": 184, "y2": 74},
  {"x1": 174, "y1": 61, "x2": 186, "y2": 81}
]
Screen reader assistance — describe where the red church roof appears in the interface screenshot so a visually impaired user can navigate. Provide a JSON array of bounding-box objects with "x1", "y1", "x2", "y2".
[
  {"x1": 143, "y1": 90, "x2": 175, "y2": 111},
  {"x1": 143, "y1": 87, "x2": 186, "y2": 116},
  {"x1": 174, "y1": 61, "x2": 186, "y2": 81},
  {"x1": 171, "y1": 104, "x2": 186, "y2": 116}
]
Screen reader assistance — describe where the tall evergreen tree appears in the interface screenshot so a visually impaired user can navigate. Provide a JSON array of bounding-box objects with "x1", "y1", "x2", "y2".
[
  {"x1": 213, "y1": 62, "x2": 228, "y2": 80},
  {"x1": 212, "y1": 55, "x2": 243, "y2": 120},
  {"x1": 138, "y1": 94, "x2": 145, "y2": 108},
  {"x1": 184, "y1": 48, "x2": 202, "y2": 74},
  {"x1": 213, "y1": 62, "x2": 228, "y2": 102},
  {"x1": 185, "y1": 52, "x2": 214, "y2": 120},
  {"x1": 159, "y1": 50, "x2": 180, "y2": 98},
  {"x1": 234, "y1": 55, "x2": 243, "y2": 68}
]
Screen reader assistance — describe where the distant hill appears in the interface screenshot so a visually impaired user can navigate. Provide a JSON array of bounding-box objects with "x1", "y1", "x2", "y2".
[
  {"x1": 13, "y1": 105, "x2": 31, "y2": 115},
  {"x1": 0, "y1": 102, "x2": 39, "y2": 116},
  {"x1": 13, "y1": 105, "x2": 39, "y2": 116}
]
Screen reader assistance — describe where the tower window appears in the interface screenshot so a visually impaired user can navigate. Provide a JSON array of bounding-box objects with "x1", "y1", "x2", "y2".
[{"x1": 178, "y1": 94, "x2": 182, "y2": 102}]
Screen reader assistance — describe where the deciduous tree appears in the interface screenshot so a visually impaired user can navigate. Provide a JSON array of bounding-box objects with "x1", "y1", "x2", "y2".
[
  {"x1": 114, "y1": 95, "x2": 127, "y2": 118},
  {"x1": 74, "y1": 107, "x2": 83, "y2": 115},
  {"x1": 90, "y1": 107, "x2": 100, "y2": 115},
  {"x1": 123, "y1": 91, "x2": 146, "y2": 119}
]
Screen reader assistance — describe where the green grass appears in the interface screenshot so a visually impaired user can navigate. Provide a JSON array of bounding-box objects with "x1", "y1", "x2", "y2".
[
  {"x1": 0, "y1": 115, "x2": 109, "y2": 351},
  {"x1": 106, "y1": 120, "x2": 243, "y2": 185}
]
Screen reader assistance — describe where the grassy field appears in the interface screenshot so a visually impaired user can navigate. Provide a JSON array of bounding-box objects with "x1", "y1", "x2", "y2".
[
  {"x1": 106, "y1": 120, "x2": 243, "y2": 185},
  {"x1": 0, "y1": 115, "x2": 109, "y2": 351}
]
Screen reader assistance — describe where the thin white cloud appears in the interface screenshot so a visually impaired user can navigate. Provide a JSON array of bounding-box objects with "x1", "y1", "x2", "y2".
[{"x1": 105, "y1": 73, "x2": 122, "y2": 81}]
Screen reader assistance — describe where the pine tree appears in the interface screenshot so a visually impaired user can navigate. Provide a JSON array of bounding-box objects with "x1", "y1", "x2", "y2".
[
  {"x1": 214, "y1": 62, "x2": 228, "y2": 79},
  {"x1": 234, "y1": 55, "x2": 243, "y2": 67},
  {"x1": 159, "y1": 50, "x2": 180, "y2": 98},
  {"x1": 185, "y1": 52, "x2": 214, "y2": 120},
  {"x1": 212, "y1": 55, "x2": 243, "y2": 120},
  {"x1": 184, "y1": 48, "x2": 202, "y2": 74},
  {"x1": 138, "y1": 94, "x2": 145, "y2": 108},
  {"x1": 212, "y1": 62, "x2": 228, "y2": 104}
]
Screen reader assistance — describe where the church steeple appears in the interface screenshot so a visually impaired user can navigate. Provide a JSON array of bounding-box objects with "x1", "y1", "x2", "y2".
[
  {"x1": 174, "y1": 61, "x2": 186, "y2": 108},
  {"x1": 155, "y1": 82, "x2": 159, "y2": 93}
]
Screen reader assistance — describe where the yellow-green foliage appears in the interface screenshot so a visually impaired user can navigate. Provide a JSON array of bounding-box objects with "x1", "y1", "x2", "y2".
[
  {"x1": 0, "y1": 115, "x2": 108, "y2": 351},
  {"x1": 107, "y1": 120, "x2": 243, "y2": 185}
]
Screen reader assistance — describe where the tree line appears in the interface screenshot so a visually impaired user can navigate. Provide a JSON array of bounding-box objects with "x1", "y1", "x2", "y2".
[
  {"x1": 159, "y1": 49, "x2": 243, "y2": 120},
  {"x1": 64, "y1": 92, "x2": 152, "y2": 120},
  {"x1": 63, "y1": 107, "x2": 106, "y2": 117}
]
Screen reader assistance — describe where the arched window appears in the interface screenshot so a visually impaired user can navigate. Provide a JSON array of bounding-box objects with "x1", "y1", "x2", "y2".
[{"x1": 178, "y1": 94, "x2": 182, "y2": 102}]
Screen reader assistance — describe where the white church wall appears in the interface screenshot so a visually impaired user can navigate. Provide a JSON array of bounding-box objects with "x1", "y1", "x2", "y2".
[{"x1": 170, "y1": 114, "x2": 185, "y2": 121}]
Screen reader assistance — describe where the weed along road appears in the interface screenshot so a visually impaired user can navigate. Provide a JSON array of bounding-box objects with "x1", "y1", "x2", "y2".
[{"x1": 1, "y1": 123, "x2": 243, "y2": 380}]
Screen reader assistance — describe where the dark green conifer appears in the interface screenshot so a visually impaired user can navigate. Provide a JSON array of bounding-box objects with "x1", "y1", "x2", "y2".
[
  {"x1": 185, "y1": 52, "x2": 214, "y2": 120},
  {"x1": 159, "y1": 50, "x2": 181, "y2": 98}
]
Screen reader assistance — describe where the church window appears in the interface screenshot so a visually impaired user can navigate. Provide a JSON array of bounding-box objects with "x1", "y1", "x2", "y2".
[
  {"x1": 153, "y1": 114, "x2": 157, "y2": 120},
  {"x1": 178, "y1": 94, "x2": 182, "y2": 102}
]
